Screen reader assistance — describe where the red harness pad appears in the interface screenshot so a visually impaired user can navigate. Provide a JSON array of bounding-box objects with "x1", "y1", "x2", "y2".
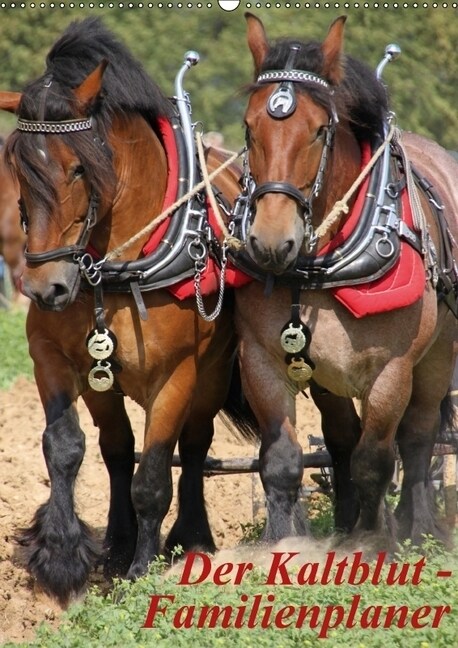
[
  {"x1": 141, "y1": 118, "x2": 180, "y2": 257},
  {"x1": 331, "y1": 229, "x2": 425, "y2": 318},
  {"x1": 318, "y1": 144, "x2": 425, "y2": 318}
]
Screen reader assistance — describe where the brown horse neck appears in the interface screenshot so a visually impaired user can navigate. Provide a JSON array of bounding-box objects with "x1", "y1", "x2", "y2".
[
  {"x1": 91, "y1": 114, "x2": 168, "y2": 261},
  {"x1": 205, "y1": 146, "x2": 242, "y2": 210}
]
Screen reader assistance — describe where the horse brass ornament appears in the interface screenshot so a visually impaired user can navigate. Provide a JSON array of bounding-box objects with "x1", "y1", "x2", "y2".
[
  {"x1": 287, "y1": 357, "x2": 314, "y2": 388},
  {"x1": 267, "y1": 86, "x2": 296, "y2": 119},
  {"x1": 88, "y1": 360, "x2": 115, "y2": 392},
  {"x1": 280, "y1": 322, "x2": 307, "y2": 354},
  {"x1": 86, "y1": 328, "x2": 116, "y2": 360}
]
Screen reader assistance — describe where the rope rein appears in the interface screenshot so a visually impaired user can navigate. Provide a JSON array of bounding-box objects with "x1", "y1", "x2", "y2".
[
  {"x1": 105, "y1": 141, "x2": 245, "y2": 261},
  {"x1": 105, "y1": 122, "x2": 398, "y2": 263},
  {"x1": 315, "y1": 122, "x2": 396, "y2": 240},
  {"x1": 195, "y1": 132, "x2": 245, "y2": 252}
]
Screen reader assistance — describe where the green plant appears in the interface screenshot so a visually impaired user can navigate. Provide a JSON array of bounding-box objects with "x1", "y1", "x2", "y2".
[
  {"x1": 5, "y1": 534, "x2": 457, "y2": 648},
  {"x1": 0, "y1": 308, "x2": 32, "y2": 389},
  {"x1": 307, "y1": 493, "x2": 335, "y2": 538},
  {"x1": 240, "y1": 520, "x2": 266, "y2": 543}
]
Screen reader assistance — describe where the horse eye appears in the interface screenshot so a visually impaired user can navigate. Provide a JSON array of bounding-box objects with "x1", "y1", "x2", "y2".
[
  {"x1": 18, "y1": 197, "x2": 28, "y2": 234},
  {"x1": 315, "y1": 126, "x2": 327, "y2": 141},
  {"x1": 73, "y1": 164, "x2": 85, "y2": 179}
]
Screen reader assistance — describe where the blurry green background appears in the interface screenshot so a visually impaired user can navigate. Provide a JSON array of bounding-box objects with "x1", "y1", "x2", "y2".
[{"x1": 0, "y1": 2, "x2": 456, "y2": 151}]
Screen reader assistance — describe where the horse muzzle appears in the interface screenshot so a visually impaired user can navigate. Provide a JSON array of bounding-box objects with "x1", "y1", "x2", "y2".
[
  {"x1": 21, "y1": 261, "x2": 81, "y2": 311},
  {"x1": 247, "y1": 234, "x2": 297, "y2": 274}
]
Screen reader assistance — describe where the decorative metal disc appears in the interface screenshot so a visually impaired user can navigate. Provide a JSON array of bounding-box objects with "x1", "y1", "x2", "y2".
[
  {"x1": 287, "y1": 358, "x2": 314, "y2": 384},
  {"x1": 280, "y1": 323, "x2": 307, "y2": 354},
  {"x1": 87, "y1": 328, "x2": 116, "y2": 360},
  {"x1": 88, "y1": 361, "x2": 114, "y2": 392},
  {"x1": 267, "y1": 85, "x2": 297, "y2": 119}
]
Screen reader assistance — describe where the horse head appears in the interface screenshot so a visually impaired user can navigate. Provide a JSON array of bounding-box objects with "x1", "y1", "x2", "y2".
[
  {"x1": 243, "y1": 13, "x2": 387, "y2": 273},
  {"x1": 0, "y1": 19, "x2": 169, "y2": 311},
  {"x1": 0, "y1": 64, "x2": 113, "y2": 310}
]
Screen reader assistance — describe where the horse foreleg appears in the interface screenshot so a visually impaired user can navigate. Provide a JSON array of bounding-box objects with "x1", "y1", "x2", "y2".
[
  {"x1": 309, "y1": 382, "x2": 361, "y2": 533},
  {"x1": 349, "y1": 364, "x2": 412, "y2": 551},
  {"x1": 82, "y1": 390, "x2": 137, "y2": 578},
  {"x1": 239, "y1": 351, "x2": 306, "y2": 541},
  {"x1": 127, "y1": 363, "x2": 197, "y2": 580},
  {"x1": 164, "y1": 418, "x2": 216, "y2": 557},
  {"x1": 396, "y1": 336, "x2": 455, "y2": 547},
  {"x1": 18, "y1": 394, "x2": 97, "y2": 606}
]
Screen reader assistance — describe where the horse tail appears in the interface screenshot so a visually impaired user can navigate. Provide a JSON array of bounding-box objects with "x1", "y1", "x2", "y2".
[{"x1": 221, "y1": 359, "x2": 260, "y2": 442}]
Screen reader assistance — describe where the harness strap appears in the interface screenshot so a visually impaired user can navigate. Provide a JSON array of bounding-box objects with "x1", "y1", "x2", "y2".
[
  {"x1": 392, "y1": 129, "x2": 432, "y2": 263},
  {"x1": 93, "y1": 282, "x2": 106, "y2": 332},
  {"x1": 24, "y1": 244, "x2": 86, "y2": 264},
  {"x1": 23, "y1": 190, "x2": 100, "y2": 265},
  {"x1": 130, "y1": 281, "x2": 148, "y2": 321},
  {"x1": 251, "y1": 181, "x2": 310, "y2": 211},
  {"x1": 390, "y1": 132, "x2": 457, "y2": 315}
]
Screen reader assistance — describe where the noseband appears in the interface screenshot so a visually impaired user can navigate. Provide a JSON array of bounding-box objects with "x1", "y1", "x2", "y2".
[
  {"x1": 246, "y1": 51, "x2": 337, "y2": 253},
  {"x1": 16, "y1": 86, "x2": 100, "y2": 266}
]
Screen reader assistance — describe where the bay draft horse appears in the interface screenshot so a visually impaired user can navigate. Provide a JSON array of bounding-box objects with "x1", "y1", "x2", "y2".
[
  {"x1": 232, "y1": 13, "x2": 458, "y2": 551},
  {"x1": 0, "y1": 18, "x2": 246, "y2": 606}
]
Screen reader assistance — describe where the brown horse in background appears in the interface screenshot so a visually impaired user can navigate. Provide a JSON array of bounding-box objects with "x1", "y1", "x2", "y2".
[
  {"x1": 231, "y1": 13, "x2": 458, "y2": 551},
  {"x1": 0, "y1": 145, "x2": 25, "y2": 300},
  {"x1": 0, "y1": 18, "x2": 246, "y2": 606}
]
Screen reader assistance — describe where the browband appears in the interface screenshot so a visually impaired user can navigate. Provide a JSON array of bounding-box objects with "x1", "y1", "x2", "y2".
[
  {"x1": 17, "y1": 117, "x2": 93, "y2": 134},
  {"x1": 257, "y1": 69, "x2": 330, "y2": 88}
]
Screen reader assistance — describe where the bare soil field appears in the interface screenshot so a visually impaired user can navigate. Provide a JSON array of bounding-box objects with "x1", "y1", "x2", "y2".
[{"x1": 0, "y1": 378, "x2": 322, "y2": 644}]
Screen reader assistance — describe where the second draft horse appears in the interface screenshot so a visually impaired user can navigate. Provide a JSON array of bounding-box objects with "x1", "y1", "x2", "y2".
[{"x1": 231, "y1": 14, "x2": 458, "y2": 551}]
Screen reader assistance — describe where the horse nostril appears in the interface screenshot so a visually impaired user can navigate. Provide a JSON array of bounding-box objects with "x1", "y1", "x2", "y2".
[
  {"x1": 249, "y1": 235, "x2": 270, "y2": 264},
  {"x1": 51, "y1": 283, "x2": 69, "y2": 299},
  {"x1": 249, "y1": 235, "x2": 260, "y2": 255},
  {"x1": 277, "y1": 239, "x2": 295, "y2": 264},
  {"x1": 39, "y1": 283, "x2": 71, "y2": 308},
  {"x1": 283, "y1": 239, "x2": 294, "y2": 255}
]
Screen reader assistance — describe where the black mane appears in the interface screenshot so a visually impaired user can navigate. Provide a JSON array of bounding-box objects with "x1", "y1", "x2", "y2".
[
  {"x1": 252, "y1": 37, "x2": 389, "y2": 142},
  {"x1": 6, "y1": 18, "x2": 172, "y2": 213},
  {"x1": 22, "y1": 17, "x2": 172, "y2": 126}
]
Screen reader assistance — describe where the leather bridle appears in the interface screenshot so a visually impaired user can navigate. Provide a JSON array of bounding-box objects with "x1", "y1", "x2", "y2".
[
  {"x1": 16, "y1": 103, "x2": 100, "y2": 266},
  {"x1": 21, "y1": 190, "x2": 100, "y2": 265},
  {"x1": 246, "y1": 53, "x2": 337, "y2": 253}
]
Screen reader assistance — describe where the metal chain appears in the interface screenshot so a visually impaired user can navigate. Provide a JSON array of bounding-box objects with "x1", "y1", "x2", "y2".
[{"x1": 193, "y1": 243, "x2": 228, "y2": 322}]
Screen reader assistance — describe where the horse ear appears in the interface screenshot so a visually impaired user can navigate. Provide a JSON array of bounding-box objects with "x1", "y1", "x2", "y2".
[
  {"x1": 245, "y1": 12, "x2": 269, "y2": 74},
  {"x1": 321, "y1": 16, "x2": 347, "y2": 85},
  {"x1": 0, "y1": 91, "x2": 22, "y2": 114},
  {"x1": 73, "y1": 60, "x2": 108, "y2": 111}
]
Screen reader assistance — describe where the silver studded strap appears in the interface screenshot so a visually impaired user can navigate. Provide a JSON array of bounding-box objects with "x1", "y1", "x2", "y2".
[
  {"x1": 257, "y1": 69, "x2": 330, "y2": 88},
  {"x1": 17, "y1": 117, "x2": 93, "y2": 134}
]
